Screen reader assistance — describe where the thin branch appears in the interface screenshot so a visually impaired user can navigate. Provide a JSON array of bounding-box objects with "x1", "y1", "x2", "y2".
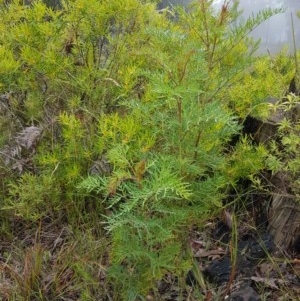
[{"x1": 291, "y1": 13, "x2": 298, "y2": 83}]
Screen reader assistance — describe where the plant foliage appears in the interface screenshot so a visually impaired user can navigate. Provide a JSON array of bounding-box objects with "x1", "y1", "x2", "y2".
[{"x1": 0, "y1": 0, "x2": 292, "y2": 299}]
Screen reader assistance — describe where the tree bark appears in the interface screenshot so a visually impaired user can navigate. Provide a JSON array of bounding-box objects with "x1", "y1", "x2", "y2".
[{"x1": 251, "y1": 98, "x2": 300, "y2": 251}]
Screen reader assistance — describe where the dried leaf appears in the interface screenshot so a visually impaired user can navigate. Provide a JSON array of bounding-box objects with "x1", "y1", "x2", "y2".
[
  {"x1": 89, "y1": 156, "x2": 112, "y2": 176},
  {"x1": 223, "y1": 210, "x2": 233, "y2": 229},
  {"x1": 0, "y1": 126, "x2": 42, "y2": 172},
  {"x1": 16, "y1": 126, "x2": 42, "y2": 149},
  {"x1": 134, "y1": 159, "x2": 146, "y2": 183},
  {"x1": 194, "y1": 248, "x2": 226, "y2": 258},
  {"x1": 251, "y1": 276, "x2": 285, "y2": 290}
]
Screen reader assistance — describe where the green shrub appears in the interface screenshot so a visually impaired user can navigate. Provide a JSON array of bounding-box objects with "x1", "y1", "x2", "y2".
[
  {"x1": 0, "y1": 0, "x2": 288, "y2": 299},
  {"x1": 266, "y1": 93, "x2": 300, "y2": 198}
]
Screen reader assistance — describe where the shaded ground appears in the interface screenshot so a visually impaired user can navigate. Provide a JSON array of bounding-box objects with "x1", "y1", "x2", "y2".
[{"x1": 148, "y1": 192, "x2": 300, "y2": 300}]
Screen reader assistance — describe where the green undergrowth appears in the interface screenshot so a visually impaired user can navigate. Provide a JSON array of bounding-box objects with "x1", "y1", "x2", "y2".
[{"x1": 0, "y1": 0, "x2": 299, "y2": 300}]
